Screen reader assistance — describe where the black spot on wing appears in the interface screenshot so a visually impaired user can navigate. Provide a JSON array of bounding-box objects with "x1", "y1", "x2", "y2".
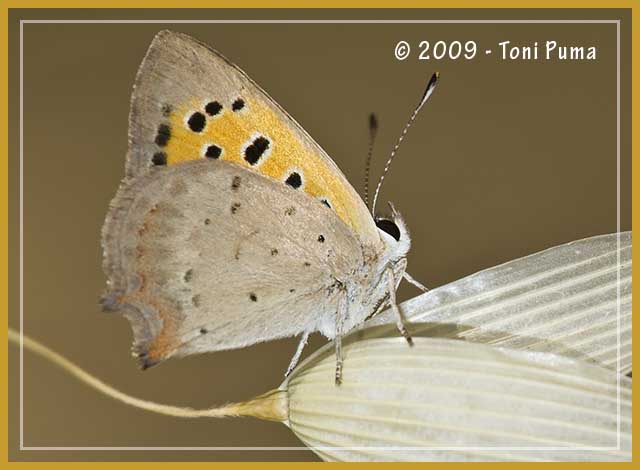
[
  {"x1": 152, "y1": 152, "x2": 167, "y2": 166},
  {"x1": 285, "y1": 172, "x2": 302, "y2": 189},
  {"x1": 243, "y1": 136, "x2": 270, "y2": 165},
  {"x1": 155, "y1": 124, "x2": 171, "y2": 147},
  {"x1": 187, "y1": 112, "x2": 206, "y2": 132},
  {"x1": 205, "y1": 101, "x2": 223, "y2": 116},
  {"x1": 205, "y1": 144, "x2": 222, "y2": 159},
  {"x1": 232, "y1": 98, "x2": 245, "y2": 111}
]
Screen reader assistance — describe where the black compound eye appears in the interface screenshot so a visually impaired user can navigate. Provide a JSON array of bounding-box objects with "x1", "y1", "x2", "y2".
[{"x1": 375, "y1": 218, "x2": 401, "y2": 242}]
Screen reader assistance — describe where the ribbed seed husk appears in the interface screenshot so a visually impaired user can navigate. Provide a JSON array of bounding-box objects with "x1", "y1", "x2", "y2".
[{"x1": 282, "y1": 337, "x2": 631, "y2": 462}]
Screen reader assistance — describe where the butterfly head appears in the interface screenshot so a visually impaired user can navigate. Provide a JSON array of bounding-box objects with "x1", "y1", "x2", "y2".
[
  {"x1": 374, "y1": 202, "x2": 411, "y2": 261},
  {"x1": 364, "y1": 72, "x2": 439, "y2": 264}
]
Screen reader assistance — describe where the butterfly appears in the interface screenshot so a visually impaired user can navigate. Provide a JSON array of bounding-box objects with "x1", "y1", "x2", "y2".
[{"x1": 101, "y1": 30, "x2": 438, "y2": 383}]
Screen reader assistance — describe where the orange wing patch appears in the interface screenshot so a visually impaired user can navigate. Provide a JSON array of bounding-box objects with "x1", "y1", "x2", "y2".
[{"x1": 154, "y1": 96, "x2": 366, "y2": 234}]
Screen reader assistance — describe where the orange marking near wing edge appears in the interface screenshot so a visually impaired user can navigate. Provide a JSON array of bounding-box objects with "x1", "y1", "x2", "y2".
[{"x1": 126, "y1": 291, "x2": 181, "y2": 366}]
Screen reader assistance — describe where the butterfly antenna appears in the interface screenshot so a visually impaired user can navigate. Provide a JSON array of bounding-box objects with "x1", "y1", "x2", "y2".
[
  {"x1": 371, "y1": 72, "x2": 440, "y2": 215},
  {"x1": 364, "y1": 113, "x2": 379, "y2": 211}
]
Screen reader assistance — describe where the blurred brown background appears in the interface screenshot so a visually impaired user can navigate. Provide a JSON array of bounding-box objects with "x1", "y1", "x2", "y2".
[{"x1": 8, "y1": 8, "x2": 631, "y2": 462}]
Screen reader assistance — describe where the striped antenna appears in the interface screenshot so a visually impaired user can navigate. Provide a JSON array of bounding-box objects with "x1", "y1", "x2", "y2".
[
  {"x1": 371, "y1": 72, "x2": 440, "y2": 215},
  {"x1": 363, "y1": 113, "x2": 378, "y2": 210}
]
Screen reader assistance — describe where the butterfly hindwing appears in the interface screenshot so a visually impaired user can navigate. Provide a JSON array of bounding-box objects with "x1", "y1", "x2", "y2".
[
  {"x1": 102, "y1": 160, "x2": 364, "y2": 366},
  {"x1": 127, "y1": 30, "x2": 380, "y2": 248}
]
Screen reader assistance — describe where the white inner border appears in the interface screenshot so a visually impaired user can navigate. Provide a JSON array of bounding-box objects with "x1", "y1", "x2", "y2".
[{"x1": 18, "y1": 18, "x2": 623, "y2": 453}]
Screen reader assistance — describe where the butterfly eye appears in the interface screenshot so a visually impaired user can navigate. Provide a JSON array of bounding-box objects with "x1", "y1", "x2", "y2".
[{"x1": 375, "y1": 218, "x2": 401, "y2": 242}]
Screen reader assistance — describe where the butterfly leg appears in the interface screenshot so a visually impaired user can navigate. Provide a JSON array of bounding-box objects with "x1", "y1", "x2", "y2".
[
  {"x1": 403, "y1": 271, "x2": 429, "y2": 292},
  {"x1": 285, "y1": 331, "x2": 310, "y2": 378},
  {"x1": 388, "y1": 268, "x2": 414, "y2": 346},
  {"x1": 334, "y1": 290, "x2": 347, "y2": 385}
]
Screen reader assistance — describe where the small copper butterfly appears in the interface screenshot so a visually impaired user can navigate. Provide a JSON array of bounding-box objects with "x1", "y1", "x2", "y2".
[{"x1": 101, "y1": 30, "x2": 438, "y2": 383}]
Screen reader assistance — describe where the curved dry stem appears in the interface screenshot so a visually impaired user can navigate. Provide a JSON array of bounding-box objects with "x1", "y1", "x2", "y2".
[{"x1": 8, "y1": 328, "x2": 286, "y2": 422}]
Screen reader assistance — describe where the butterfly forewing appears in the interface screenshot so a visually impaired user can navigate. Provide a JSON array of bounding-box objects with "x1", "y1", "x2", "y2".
[{"x1": 127, "y1": 30, "x2": 380, "y2": 247}]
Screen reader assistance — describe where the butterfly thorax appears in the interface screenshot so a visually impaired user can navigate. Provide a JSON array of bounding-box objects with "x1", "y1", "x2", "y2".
[{"x1": 315, "y1": 214, "x2": 411, "y2": 338}]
